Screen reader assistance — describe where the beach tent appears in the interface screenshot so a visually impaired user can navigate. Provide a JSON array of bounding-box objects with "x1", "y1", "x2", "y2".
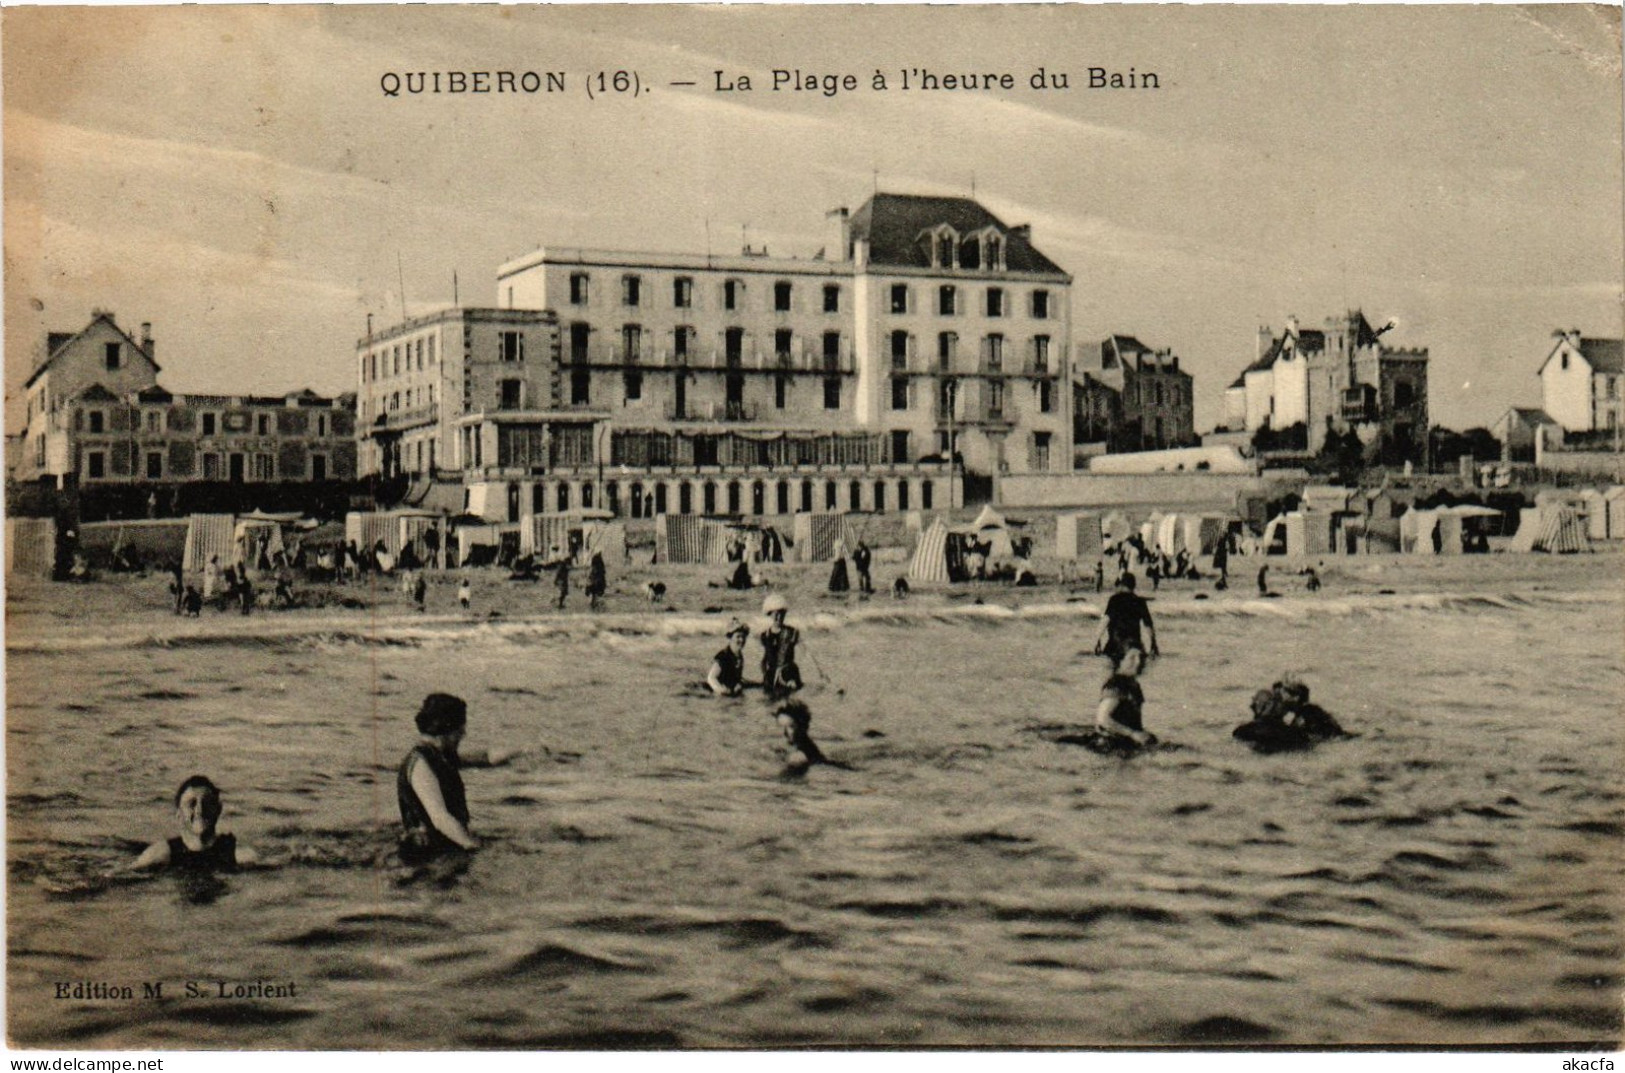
[
  {"x1": 1056, "y1": 512, "x2": 1104, "y2": 562},
  {"x1": 579, "y1": 517, "x2": 627, "y2": 565},
  {"x1": 656, "y1": 514, "x2": 734, "y2": 565},
  {"x1": 1578, "y1": 489, "x2": 1609, "y2": 541},
  {"x1": 1259, "y1": 513, "x2": 1308, "y2": 556},
  {"x1": 792, "y1": 513, "x2": 855, "y2": 563},
  {"x1": 908, "y1": 518, "x2": 960, "y2": 584},
  {"x1": 394, "y1": 510, "x2": 446, "y2": 567},
  {"x1": 183, "y1": 514, "x2": 238, "y2": 572},
  {"x1": 453, "y1": 523, "x2": 507, "y2": 567},
  {"x1": 968, "y1": 504, "x2": 1016, "y2": 560},
  {"x1": 1507, "y1": 504, "x2": 1590, "y2": 553},
  {"x1": 345, "y1": 511, "x2": 396, "y2": 560},
  {"x1": 1154, "y1": 513, "x2": 1182, "y2": 557},
  {"x1": 1605, "y1": 486, "x2": 1625, "y2": 539},
  {"x1": 6, "y1": 516, "x2": 56, "y2": 579}
]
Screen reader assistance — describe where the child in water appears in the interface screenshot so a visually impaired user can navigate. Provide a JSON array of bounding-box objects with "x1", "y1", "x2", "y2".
[
  {"x1": 774, "y1": 700, "x2": 828, "y2": 773},
  {"x1": 130, "y1": 776, "x2": 256, "y2": 872}
]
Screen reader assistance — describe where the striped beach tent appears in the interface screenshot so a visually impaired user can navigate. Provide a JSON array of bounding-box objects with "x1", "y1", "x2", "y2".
[
  {"x1": 908, "y1": 518, "x2": 953, "y2": 583},
  {"x1": 1532, "y1": 506, "x2": 1590, "y2": 553},
  {"x1": 183, "y1": 514, "x2": 238, "y2": 572},
  {"x1": 6, "y1": 517, "x2": 56, "y2": 579}
]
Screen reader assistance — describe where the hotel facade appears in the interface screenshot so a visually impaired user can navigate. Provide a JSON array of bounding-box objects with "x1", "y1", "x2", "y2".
[{"x1": 358, "y1": 193, "x2": 1074, "y2": 522}]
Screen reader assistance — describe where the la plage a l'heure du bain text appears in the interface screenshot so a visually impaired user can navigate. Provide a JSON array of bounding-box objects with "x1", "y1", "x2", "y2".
[{"x1": 377, "y1": 66, "x2": 1159, "y2": 99}]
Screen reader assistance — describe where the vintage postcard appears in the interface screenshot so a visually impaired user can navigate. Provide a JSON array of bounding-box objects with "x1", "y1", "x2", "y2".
[{"x1": 4, "y1": 3, "x2": 1623, "y2": 1055}]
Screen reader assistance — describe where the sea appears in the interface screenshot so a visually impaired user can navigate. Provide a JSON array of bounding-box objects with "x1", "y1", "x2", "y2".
[{"x1": 6, "y1": 565, "x2": 1623, "y2": 1048}]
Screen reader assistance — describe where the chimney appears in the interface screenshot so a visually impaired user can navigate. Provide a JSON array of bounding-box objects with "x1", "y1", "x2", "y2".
[
  {"x1": 1285, "y1": 315, "x2": 1299, "y2": 338},
  {"x1": 1567, "y1": 328, "x2": 1583, "y2": 347},
  {"x1": 824, "y1": 207, "x2": 851, "y2": 262}
]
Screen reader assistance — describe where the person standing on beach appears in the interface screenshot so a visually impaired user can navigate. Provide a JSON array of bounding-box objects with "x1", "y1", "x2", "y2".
[
  {"x1": 586, "y1": 551, "x2": 607, "y2": 611},
  {"x1": 1257, "y1": 563, "x2": 1270, "y2": 595},
  {"x1": 852, "y1": 540, "x2": 874, "y2": 595},
  {"x1": 398, "y1": 693, "x2": 479, "y2": 861},
  {"x1": 552, "y1": 547, "x2": 571, "y2": 610},
  {"x1": 1094, "y1": 573, "x2": 1158, "y2": 663},
  {"x1": 760, "y1": 594, "x2": 804, "y2": 698},
  {"x1": 203, "y1": 555, "x2": 221, "y2": 602},
  {"x1": 458, "y1": 577, "x2": 472, "y2": 612},
  {"x1": 412, "y1": 571, "x2": 428, "y2": 612}
]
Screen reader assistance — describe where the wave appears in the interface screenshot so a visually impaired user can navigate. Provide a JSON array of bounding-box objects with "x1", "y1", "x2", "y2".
[{"x1": 8, "y1": 588, "x2": 1618, "y2": 655}]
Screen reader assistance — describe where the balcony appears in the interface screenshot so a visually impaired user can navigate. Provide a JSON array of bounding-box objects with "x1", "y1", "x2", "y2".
[
  {"x1": 663, "y1": 401, "x2": 759, "y2": 422},
  {"x1": 370, "y1": 403, "x2": 439, "y2": 434}
]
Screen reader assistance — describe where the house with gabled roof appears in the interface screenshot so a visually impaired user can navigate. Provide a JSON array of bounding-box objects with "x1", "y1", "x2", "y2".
[
  {"x1": 1491, "y1": 406, "x2": 1559, "y2": 463},
  {"x1": 1538, "y1": 329, "x2": 1624, "y2": 434},
  {"x1": 14, "y1": 311, "x2": 354, "y2": 491}
]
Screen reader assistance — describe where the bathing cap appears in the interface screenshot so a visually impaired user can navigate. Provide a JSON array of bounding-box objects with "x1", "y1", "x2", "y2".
[
  {"x1": 725, "y1": 618, "x2": 750, "y2": 637},
  {"x1": 762, "y1": 594, "x2": 788, "y2": 615}
]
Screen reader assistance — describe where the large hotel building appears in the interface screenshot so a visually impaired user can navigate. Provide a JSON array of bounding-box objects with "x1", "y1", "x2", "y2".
[{"x1": 357, "y1": 193, "x2": 1073, "y2": 522}]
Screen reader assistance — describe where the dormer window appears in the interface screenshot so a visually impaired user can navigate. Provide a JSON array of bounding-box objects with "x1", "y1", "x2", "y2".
[
  {"x1": 936, "y1": 233, "x2": 956, "y2": 269},
  {"x1": 985, "y1": 234, "x2": 1004, "y2": 270},
  {"x1": 105, "y1": 342, "x2": 121, "y2": 371}
]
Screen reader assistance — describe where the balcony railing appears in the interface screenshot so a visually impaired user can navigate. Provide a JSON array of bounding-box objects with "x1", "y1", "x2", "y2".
[
  {"x1": 566, "y1": 342, "x2": 854, "y2": 374},
  {"x1": 370, "y1": 403, "x2": 438, "y2": 433},
  {"x1": 663, "y1": 401, "x2": 759, "y2": 422}
]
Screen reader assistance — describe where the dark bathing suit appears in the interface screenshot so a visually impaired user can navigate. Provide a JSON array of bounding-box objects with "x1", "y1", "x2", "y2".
[
  {"x1": 761, "y1": 626, "x2": 803, "y2": 698},
  {"x1": 398, "y1": 744, "x2": 469, "y2": 861},
  {"x1": 1100, "y1": 674, "x2": 1145, "y2": 733},
  {"x1": 712, "y1": 646, "x2": 744, "y2": 692},
  {"x1": 166, "y1": 834, "x2": 238, "y2": 873},
  {"x1": 1103, "y1": 591, "x2": 1153, "y2": 661}
]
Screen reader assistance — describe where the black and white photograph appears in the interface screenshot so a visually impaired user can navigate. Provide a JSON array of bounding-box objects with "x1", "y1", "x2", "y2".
[{"x1": 4, "y1": 2, "x2": 1623, "y2": 1054}]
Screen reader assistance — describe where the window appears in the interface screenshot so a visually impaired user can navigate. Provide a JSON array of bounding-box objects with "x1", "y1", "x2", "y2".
[
  {"x1": 936, "y1": 233, "x2": 955, "y2": 268},
  {"x1": 774, "y1": 281, "x2": 793, "y2": 312},
  {"x1": 986, "y1": 288, "x2": 1005, "y2": 317},
  {"x1": 823, "y1": 377, "x2": 841, "y2": 410},
  {"x1": 724, "y1": 279, "x2": 741, "y2": 311},
  {"x1": 571, "y1": 370, "x2": 590, "y2": 405},
  {"x1": 416, "y1": 339, "x2": 424, "y2": 370},
  {"x1": 890, "y1": 330, "x2": 910, "y2": 370},
  {"x1": 938, "y1": 285, "x2": 957, "y2": 316},
  {"x1": 922, "y1": 480, "x2": 934, "y2": 510},
  {"x1": 621, "y1": 275, "x2": 641, "y2": 307},
  {"x1": 774, "y1": 374, "x2": 789, "y2": 410},
  {"x1": 570, "y1": 273, "x2": 590, "y2": 305},
  {"x1": 890, "y1": 284, "x2": 909, "y2": 314},
  {"x1": 254, "y1": 454, "x2": 274, "y2": 481},
  {"x1": 940, "y1": 380, "x2": 956, "y2": 418},
  {"x1": 823, "y1": 285, "x2": 840, "y2": 313},
  {"x1": 775, "y1": 329, "x2": 793, "y2": 361},
  {"x1": 87, "y1": 451, "x2": 105, "y2": 479},
  {"x1": 105, "y1": 342, "x2": 121, "y2": 371},
  {"x1": 850, "y1": 480, "x2": 862, "y2": 511},
  {"x1": 891, "y1": 430, "x2": 911, "y2": 463},
  {"x1": 500, "y1": 330, "x2": 524, "y2": 363},
  {"x1": 989, "y1": 380, "x2": 1005, "y2": 416},
  {"x1": 311, "y1": 453, "x2": 327, "y2": 481},
  {"x1": 1031, "y1": 290, "x2": 1050, "y2": 319},
  {"x1": 87, "y1": 410, "x2": 105, "y2": 434},
  {"x1": 1394, "y1": 381, "x2": 1416, "y2": 408},
  {"x1": 624, "y1": 371, "x2": 643, "y2": 402},
  {"x1": 1155, "y1": 383, "x2": 1164, "y2": 406},
  {"x1": 823, "y1": 332, "x2": 841, "y2": 371},
  {"x1": 570, "y1": 322, "x2": 590, "y2": 364},
  {"x1": 500, "y1": 379, "x2": 523, "y2": 409},
  {"x1": 146, "y1": 451, "x2": 163, "y2": 480},
  {"x1": 1033, "y1": 335, "x2": 1050, "y2": 373},
  {"x1": 1034, "y1": 432, "x2": 1051, "y2": 471},
  {"x1": 145, "y1": 410, "x2": 162, "y2": 432},
  {"x1": 621, "y1": 325, "x2": 642, "y2": 364},
  {"x1": 393, "y1": 346, "x2": 401, "y2": 376},
  {"x1": 986, "y1": 235, "x2": 1003, "y2": 269},
  {"x1": 1038, "y1": 380, "x2": 1054, "y2": 413},
  {"x1": 674, "y1": 326, "x2": 693, "y2": 363},
  {"x1": 898, "y1": 480, "x2": 910, "y2": 511},
  {"x1": 891, "y1": 377, "x2": 910, "y2": 411},
  {"x1": 257, "y1": 414, "x2": 270, "y2": 435},
  {"x1": 317, "y1": 413, "x2": 329, "y2": 437},
  {"x1": 427, "y1": 337, "x2": 436, "y2": 364},
  {"x1": 674, "y1": 276, "x2": 693, "y2": 308},
  {"x1": 938, "y1": 332, "x2": 957, "y2": 370},
  {"x1": 202, "y1": 453, "x2": 221, "y2": 480},
  {"x1": 986, "y1": 334, "x2": 1004, "y2": 372}
]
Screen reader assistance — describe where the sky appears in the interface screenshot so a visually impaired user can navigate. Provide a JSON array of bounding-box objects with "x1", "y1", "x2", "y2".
[{"x1": 4, "y1": 4, "x2": 1621, "y2": 434}]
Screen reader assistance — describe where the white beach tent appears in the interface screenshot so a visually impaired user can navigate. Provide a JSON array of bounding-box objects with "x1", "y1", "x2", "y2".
[
  {"x1": 1605, "y1": 486, "x2": 1625, "y2": 539},
  {"x1": 968, "y1": 504, "x2": 1016, "y2": 560},
  {"x1": 6, "y1": 516, "x2": 56, "y2": 579},
  {"x1": 1056, "y1": 512, "x2": 1104, "y2": 562},
  {"x1": 183, "y1": 513, "x2": 238, "y2": 572},
  {"x1": 1578, "y1": 488, "x2": 1609, "y2": 541}
]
